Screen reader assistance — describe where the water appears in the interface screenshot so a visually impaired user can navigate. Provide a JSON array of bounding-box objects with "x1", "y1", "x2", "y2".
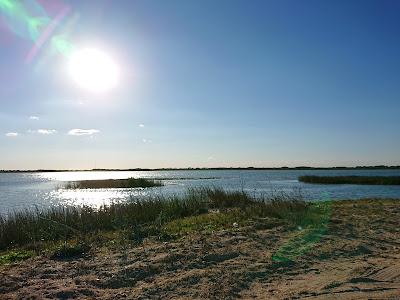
[{"x1": 1, "y1": 169, "x2": 400, "y2": 215}]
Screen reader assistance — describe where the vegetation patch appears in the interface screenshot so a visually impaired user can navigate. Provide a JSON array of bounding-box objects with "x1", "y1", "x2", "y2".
[
  {"x1": 51, "y1": 242, "x2": 90, "y2": 260},
  {"x1": 299, "y1": 175, "x2": 400, "y2": 185},
  {"x1": 0, "y1": 250, "x2": 34, "y2": 265},
  {"x1": 0, "y1": 188, "x2": 310, "y2": 251},
  {"x1": 64, "y1": 177, "x2": 163, "y2": 189},
  {"x1": 164, "y1": 209, "x2": 249, "y2": 235}
]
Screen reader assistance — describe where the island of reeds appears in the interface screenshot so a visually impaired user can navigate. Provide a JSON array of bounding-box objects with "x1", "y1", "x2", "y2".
[
  {"x1": 64, "y1": 177, "x2": 163, "y2": 189},
  {"x1": 298, "y1": 175, "x2": 400, "y2": 185}
]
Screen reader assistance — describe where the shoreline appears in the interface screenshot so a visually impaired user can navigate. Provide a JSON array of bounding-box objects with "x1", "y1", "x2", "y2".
[
  {"x1": 2, "y1": 165, "x2": 400, "y2": 173},
  {"x1": 1, "y1": 198, "x2": 399, "y2": 299}
]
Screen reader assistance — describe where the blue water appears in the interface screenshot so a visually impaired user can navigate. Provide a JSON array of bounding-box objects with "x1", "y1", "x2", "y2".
[{"x1": 1, "y1": 170, "x2": 400, "y2": 214}]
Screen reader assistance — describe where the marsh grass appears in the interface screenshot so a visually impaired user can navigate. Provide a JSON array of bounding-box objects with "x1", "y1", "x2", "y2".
[
  {"x1": 0, "y1": 188, "x2": 313, "y2": 251},
  {"x1": 299, "y1": 175, "x2": 400, "y2": 185},
  {"x1": 64, "y1": 177, "x2": 163, "y2": 189},
  {"x1": 50, "y1": 241, "x2": 91, "y2": 260}
]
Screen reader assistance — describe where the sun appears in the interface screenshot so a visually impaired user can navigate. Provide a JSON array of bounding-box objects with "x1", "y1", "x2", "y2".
[{"x1": 68, "y1": 48, "x2": 119, "y2": 93}]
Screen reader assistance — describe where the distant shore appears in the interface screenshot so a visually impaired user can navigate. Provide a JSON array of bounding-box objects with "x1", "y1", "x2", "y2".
[{"x1": 2, "y1": 165, "x2": 400, "y2": 173}]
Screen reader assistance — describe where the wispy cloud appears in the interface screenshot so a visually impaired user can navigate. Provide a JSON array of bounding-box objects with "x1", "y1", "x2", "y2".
[
  {"x1": 27, "y1": 129, "x2": 57, "y2": 135},
  {"x1": 29, "y1": 116, "x2": 39, "y2": 120},
  {"x1": 37, "y1": 129, "x2": 57, "y2": 135},
  {"x1": 139, "y1": 124, "x2": 145, "y2": 128},
  {"x1": 68, "y1": 129, "x2": 100, "y2": 136},
  {"x1": 5, "y1": 132, "x2": 18, "y2": 137},
  {"x1": 142, "y1": 138, "x2": 152, "y2": 143}
]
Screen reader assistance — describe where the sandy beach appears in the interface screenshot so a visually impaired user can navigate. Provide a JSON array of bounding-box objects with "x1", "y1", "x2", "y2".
[{"x1": 1, "y1": 199, "x2": 399, "y2": 299}]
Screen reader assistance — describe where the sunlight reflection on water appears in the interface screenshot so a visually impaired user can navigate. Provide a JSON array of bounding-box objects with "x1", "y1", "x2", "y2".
[
  {"x1": 49, "y1": 189, "x2": 131, "y2": 208},
  {"x1": 1, "y1": 170, "x2": 400, "y2": 214},
  {"x1": 48, "y1": 185, "x2": 167, "y2": 208}
]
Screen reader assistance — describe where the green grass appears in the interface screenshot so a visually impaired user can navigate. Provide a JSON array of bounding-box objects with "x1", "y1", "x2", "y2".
[
  {"x1": 64, "y1": 177, "x2": 163, "y2": 189},
  {"x1": 0, "y1": 188, "x2": 312, "y2": 251},
  {"x1": 0, "y1": 250, "x2": 34, "y2": 265},
  {"x1": 299, "y1": 175, "x2": 400, "y2": 185},
  {"x1": 164, "y1": 209, "x2": 250, "y2": 235}
]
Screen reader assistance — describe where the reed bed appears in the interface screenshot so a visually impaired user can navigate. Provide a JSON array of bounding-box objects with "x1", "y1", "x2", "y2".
[
  {"x1": 299, "y1": 175, "x2": 400, "y2": 185},
  {"x1": 64, "y1": 177, "x2": 163, "y2": 189},
  {"x1": 0, "y1": 188, "x2": 310, "y2": 250}
]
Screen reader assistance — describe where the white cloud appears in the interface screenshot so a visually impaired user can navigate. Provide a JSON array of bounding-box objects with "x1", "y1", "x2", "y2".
[
  {"x1": 68, "y1": 129, "x2": 100, "y2": 136},
  {"x1": 139, "y1": 124, "x2": 145, "y2": 128},
  {"x1": 5, "y1": 132, "x2": 18, "y2": 137},
  {"x1": 37, "y1": 129, "x2": 57, "y2": 135},
  {"x1": 29, "y1": 116, "x2": 39, "y2": 120},
  {"x1": 27, "y1": 129, "x2": 57, "y2": 135},
  {"x1": 142, "y1": 138, "x2": 152, "y2": 143}
]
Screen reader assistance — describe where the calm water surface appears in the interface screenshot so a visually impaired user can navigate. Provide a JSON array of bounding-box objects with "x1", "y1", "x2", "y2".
[{"x1": 1, "y1": 170, "x2": 400, "y2": 215}]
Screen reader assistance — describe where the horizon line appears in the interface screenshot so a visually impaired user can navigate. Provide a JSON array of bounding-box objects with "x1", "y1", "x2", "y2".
[{"x1": 1, "y1": 165, "x2": 400, "y2": 173}]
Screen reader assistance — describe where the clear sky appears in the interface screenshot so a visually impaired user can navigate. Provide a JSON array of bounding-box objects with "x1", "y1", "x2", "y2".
[{"x1": 1, "y1": 0, "x2": 399, "y2": 170}]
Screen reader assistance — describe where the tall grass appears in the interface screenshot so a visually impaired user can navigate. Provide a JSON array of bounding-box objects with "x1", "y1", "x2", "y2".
[
  {"x1": 299, "y1": 175, "x2": 400, "y2": 185},
  {"x1": 64, "y1": 177, "x2": 163, "y2": 189},
  {"x1": 0, "y1": 188, "x2": 309, "y2": 250}
]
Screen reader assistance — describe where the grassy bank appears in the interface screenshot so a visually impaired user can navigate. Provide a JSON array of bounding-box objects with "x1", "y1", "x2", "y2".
[
  {"x1": 64, "y1": 177, "x2": 163, "y2": 189},
  {"x1": 299, "y1": 175, "x2": 400, "y2": 185},
  {"x1": 1, "y1": 199, "x2": 399, "y2": 299},
  {"x1": 0, "y1": 188, "x2": 318, "y2": 252}
]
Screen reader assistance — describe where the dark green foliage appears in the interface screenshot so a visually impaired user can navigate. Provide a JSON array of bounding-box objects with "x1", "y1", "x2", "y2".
[
  {"x1": 0, "y1": 188, "x2": 309, "y2": 250},
  {"x1": 299, "y1": 175, "x2": 400, "y2": 185},
  {"x1": 205, "y1": 188, "x2": 254, "y2": 209},
  {"x1": 64, "y1": 177, "x2": 163, "y2": 189},
  {"x1": 51, "y1": 242, "x2": 90, "y2": 260}
]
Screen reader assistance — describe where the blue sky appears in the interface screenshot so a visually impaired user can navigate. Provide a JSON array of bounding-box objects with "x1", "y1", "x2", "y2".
[{"x1": 1, "y1": 0, "x2": 399, "y2": 169}]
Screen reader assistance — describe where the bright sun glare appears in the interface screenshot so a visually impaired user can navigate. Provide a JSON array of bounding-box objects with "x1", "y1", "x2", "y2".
[{"x1": 68, "y1": 48, "x2": 119, "y2": 93}]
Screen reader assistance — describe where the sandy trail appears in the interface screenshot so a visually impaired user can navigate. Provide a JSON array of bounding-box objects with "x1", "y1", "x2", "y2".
[{"x1": 1, "y1": 200, "x2": 400, "y2": 299}]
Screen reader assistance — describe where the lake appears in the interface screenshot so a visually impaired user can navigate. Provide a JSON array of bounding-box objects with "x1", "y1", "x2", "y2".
[{"x1": 1, "y1": 169, "x2": 400, "y2": 215}]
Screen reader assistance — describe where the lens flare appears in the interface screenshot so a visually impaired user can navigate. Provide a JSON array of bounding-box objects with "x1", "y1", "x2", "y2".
[
  {"x1": 272, "y1": 192, "x2": 333, "y2": 263},
  {"x1": 0, "y1": 0, "x2": 49, "y2": 41},
  {"x1": 0, "y1": 0, "x2": 73, "y2": 62}
]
